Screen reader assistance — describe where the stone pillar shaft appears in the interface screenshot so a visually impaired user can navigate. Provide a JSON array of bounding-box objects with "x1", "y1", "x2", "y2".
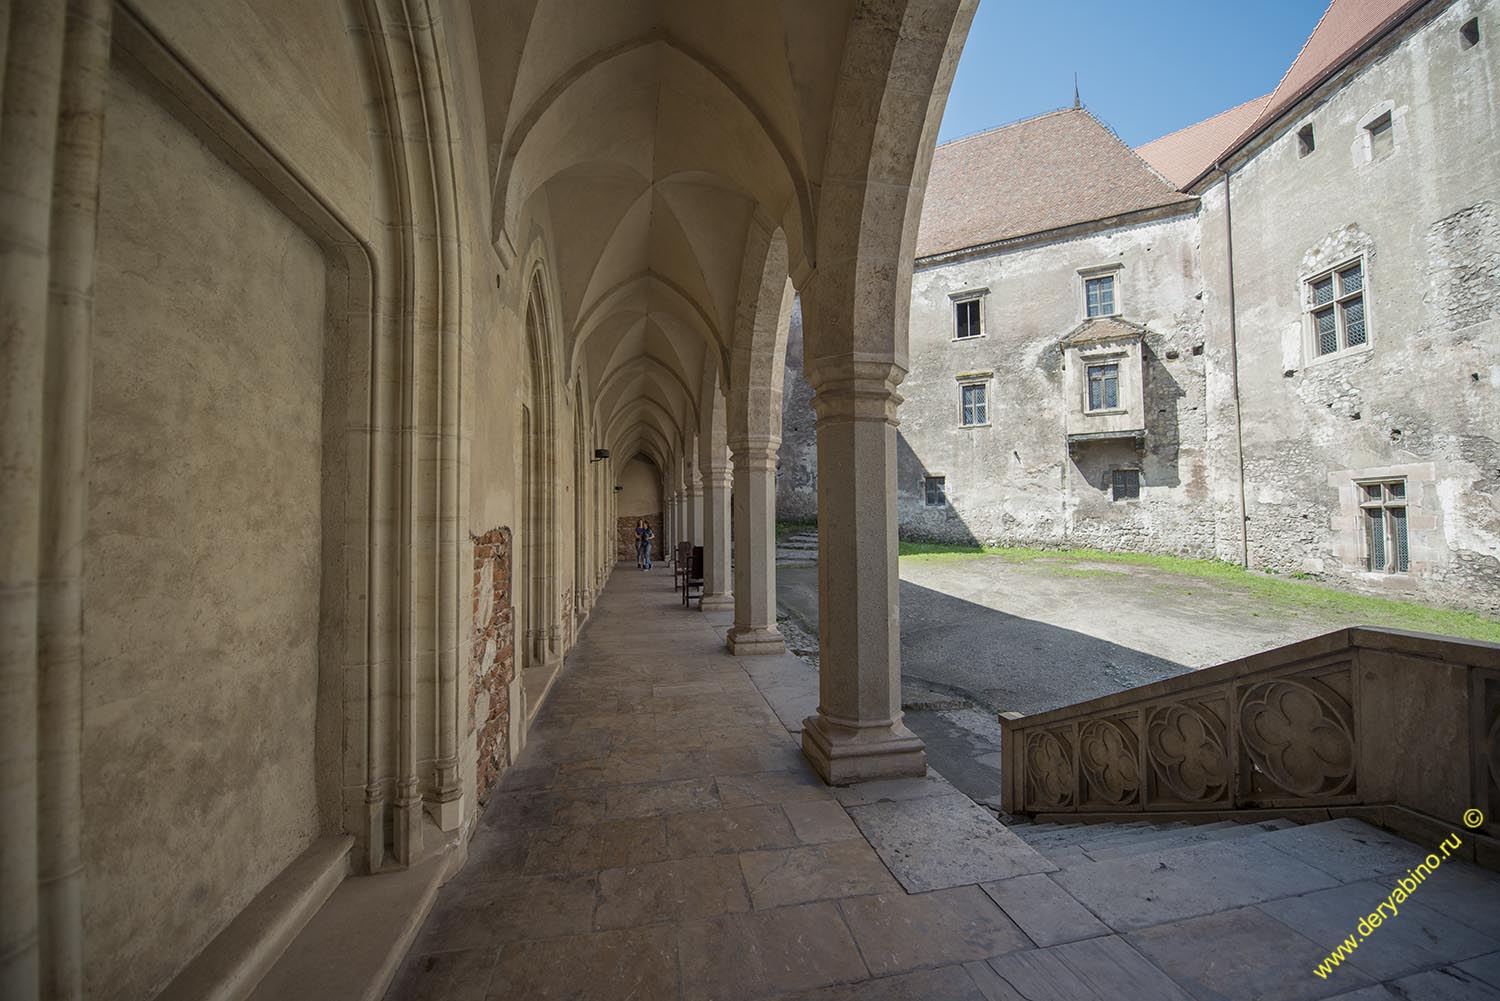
[
  {"x1": 686, "y1": 484, "x2": 704, "y2": 547},
  {"x1": 727, "y1": 439, "x2": 784, "y2": 654},
  {"x1": 700, "y1": 466, "x2": 733, "y2": 609},
  {"x1": 801, "y1": 362, "x2": 925, "y2": 783}
]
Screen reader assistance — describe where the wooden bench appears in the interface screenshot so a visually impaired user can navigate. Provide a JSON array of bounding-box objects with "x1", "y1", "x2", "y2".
[{"x1": 682, "y1": 546, "x2": 705, "y2": 608}]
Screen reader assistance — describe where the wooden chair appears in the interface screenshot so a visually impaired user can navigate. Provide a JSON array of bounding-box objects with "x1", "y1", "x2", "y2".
[
  {"x1": 682, "y1": 546, "x2": 705, "y2": 608},
  {"x1": 673, "y1": 541, "x2": 692, "y2": 591}
]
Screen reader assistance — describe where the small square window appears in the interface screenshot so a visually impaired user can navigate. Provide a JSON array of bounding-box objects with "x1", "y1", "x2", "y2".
[
  {"x1": 1085, "y1": 274, "x2": 1117, "y2": 317},
  {"x1": 954, "y1": 297, "x2": 982, "y2": 339},
  {"x1": 1111, "y1": 469, "x2": 1140, "y2": 501},
  {"x1": 1086, "y1": 362, "x2": 1120, "y2": 410},
  {"x1": 1367, "y1": 112, "x2": 1394, "y2": 159},
  {"x1": 1297, "y1": 123, "x2": 1315, "y2": 157},
  {"x1": 925, "y1": 476, "x2": 946, "y2": 506},
  {"x1": 1461, "y1": 17, "x2": 1480, "y2": 48}
]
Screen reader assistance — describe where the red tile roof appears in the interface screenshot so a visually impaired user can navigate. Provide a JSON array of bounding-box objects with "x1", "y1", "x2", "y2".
[
  {"x1": 915, "y1": 108, "x2": 1194, "y2": 259},
  {"x1": 1150, "y1": 0, "x2": 1427, "y2": 190},
  {"x1": 1136, "y1": 94, "x2": 1270, "y2": 190}
]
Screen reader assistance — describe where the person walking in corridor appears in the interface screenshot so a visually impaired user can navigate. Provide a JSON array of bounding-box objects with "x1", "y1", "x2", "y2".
[{"x1": 638, "y1": 519, "x2": 655, "y2": 570}]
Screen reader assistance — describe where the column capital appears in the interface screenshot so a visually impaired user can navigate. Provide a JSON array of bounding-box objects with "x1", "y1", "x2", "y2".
[
  {"x1": 727, "y1": 433, "x2": 781, "y2": 464},
  {"x1": 805, "y1": 358, "x2": 907, "y2": 424},
  {"x1": 701, "y1": 466, "x2": 733, "y2": 491}
]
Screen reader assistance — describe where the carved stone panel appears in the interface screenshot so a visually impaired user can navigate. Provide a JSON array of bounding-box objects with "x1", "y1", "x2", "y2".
[
  {"x1": 1078, "y1": 715, "x2": 1140, "y2": 807},
  {"x1": 1146, "y1": 698, "x2": 1231, "y2": 807},
  {"x1": 1025, "y1": 728, "x2": 1076, "y2": 811},
  {"x1": 1238, "y1": 668, "x2": 1355, "y2": 803}
]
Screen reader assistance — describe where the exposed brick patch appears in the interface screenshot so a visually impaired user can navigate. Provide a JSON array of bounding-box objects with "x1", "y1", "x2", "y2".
[
  {"x1": 470, "y1": 527, "x2": 514, "y2": 805},
  {"x1": 617, "y1": 514, "x2": 663, "y2": 561}
]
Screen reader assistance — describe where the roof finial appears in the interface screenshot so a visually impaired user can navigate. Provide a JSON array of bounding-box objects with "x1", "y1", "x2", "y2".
[{"x1": 1073, "y1": 72, "x2": 1081, "y2": 109}]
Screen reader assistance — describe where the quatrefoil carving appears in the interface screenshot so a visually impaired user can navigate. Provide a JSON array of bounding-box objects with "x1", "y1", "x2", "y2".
[{"x1": 1239, "y1": 679, "x2": 1354, "y2": 798}]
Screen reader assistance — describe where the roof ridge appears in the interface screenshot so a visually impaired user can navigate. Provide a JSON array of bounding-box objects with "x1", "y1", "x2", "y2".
[
  {"x1": 1082, "y1": 106, "x2": 1191, "y2": 195},
  {"x1": 1137, "y1": 92, "x2": 1273, "y2": 151},
  {"x1": 1260, "y1": 0, "x2": 1339, "y2": 122},
  {"x1": 935, "y1": 106, "x2": 1080, "y2": 150}
]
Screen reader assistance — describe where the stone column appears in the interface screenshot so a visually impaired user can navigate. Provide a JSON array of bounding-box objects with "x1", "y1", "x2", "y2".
[
  {"x1": 800, "y1": 361, "x2": 925, "y2": 783},
  {"x1": 727, "y1": 437, "x2": 785, "y2": 654},
  {"x1": 686, "y1": 482, "x2": 704, "y2": 547},
  {"x1": 700, "y1": 462, "x2": 733, "y2": 609}
]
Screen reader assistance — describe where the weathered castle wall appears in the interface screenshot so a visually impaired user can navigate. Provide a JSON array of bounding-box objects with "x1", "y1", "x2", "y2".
[
  {"x1": 1199, "y1": 0, "x2": 1500, "y2": 612},
  {"x1": 776, "y1": 304, "x2": 819, "y2": 522}
]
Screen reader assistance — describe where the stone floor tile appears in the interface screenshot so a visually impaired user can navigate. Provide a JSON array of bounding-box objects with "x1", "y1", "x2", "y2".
[
  {"x1": 837, "y1": 886, "x2": 1031, "y2": 976},
  {"x1": 1260, "y1": 819, "x2": 1440, "y2": 883},
  {"x1": 784, "y1": 800, "x2": 862, "y2": 845},
  {"x1": 708, "y1": 742, "x2": 807, "y2": 776},
  {"x1": 553, "y1": 751, "x2": 662, "y2": 788},
  {"x1": 1127, "y1": 905, "x2": 1371, "y2": 1000},
  {"x1": 1407, "y1": 864, "x2": 1500, "y2": 940},
  {"x1": 385, "y1": 948, "x2": 495, "y2": 1001},
  {"x1": 739, "y1": 840, "x2": 903, "y2": 909},
  {"x1": 605, "y1": 776, "x2": 720, "y2": 818},
  {"x1": 1383, "y1": 967, "x2": 1500, "y2": 1000},
  {"x1": 1462, "y1": 951, "x2": 1500, "y2": 989},
  {"x1": 773, "y1": 964, "x2": 990, "y2": 1001},
  {"x1": 1322, "y1": 988, "x2": 1397, "y2": 1000},
  {"x1": 845, "y1": 793, "x2": 1055, "y2": 893},
  {"x1": 833, "y1": 770, "x2": 961, "y2": 807},
  {"x1": 454, "y1": 824, "x2": 529, "y2": 881},
  {"x1": 1051, "y1": 838, "x2": 1341, "y2": 931},
  {"x1": 521, "y1": 816, "x2": 668, "y2": 875},
  {"x1": 486, "y1": 924, "x2": 677, "y2": 1001},
  {"x1": 677, "y1": 901, "x2": 869, "y2": 1001},
  {"x1": 410, "y1": 873, "x2": 597, "y2": 954},
  {"x1": 1259, "y1": 879, "x2": 1500, "y2": 981},
  {"x1": 971, "y1": 935, "x2": 1194, "y2": 1001},
  {"x1": 481, "y1": 787, "x2": 607, "y2": 830},
  {"x1": 716, "y1": 768, "x2": 836, "y2": 808},
  {"x1": 595, "y1": 854, "x2": 750, "y2": 929},
  {"x1": 665, "y1": 804, "x2": 800, "y2": 857},
  {"x1": 979, "y1": 873, "x2": 1110, "y2": 947},
  {"x1": 653, "y1": 680, "x2": 726, "y2": 698}
]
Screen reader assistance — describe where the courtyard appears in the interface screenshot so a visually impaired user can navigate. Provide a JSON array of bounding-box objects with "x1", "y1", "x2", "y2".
[{"x1": 775, "y1": 531, "x2": 1500, "y2": 807}]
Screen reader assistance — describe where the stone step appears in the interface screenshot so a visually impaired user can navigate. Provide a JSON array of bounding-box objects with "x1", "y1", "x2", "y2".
[
  {"x1": 1084, "y1": 818, "x2": 1300, "y2": 861},
  {"x1": 1021, "y1": 820, "x2": 1161, "y2": 848}
]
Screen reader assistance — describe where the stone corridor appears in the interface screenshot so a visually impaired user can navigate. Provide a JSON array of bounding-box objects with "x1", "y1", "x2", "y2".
[{"x1": 385, "y1": 565, "x2": 1500, "y2": 1001}]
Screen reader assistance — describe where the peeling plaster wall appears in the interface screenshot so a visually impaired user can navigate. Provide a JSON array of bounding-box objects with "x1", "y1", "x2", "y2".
[
  {"x1": 898, "y1": 211, "x2": 1214, "y2": 555},
  {"x1": 1199, "y1": 0, "x2": 1500, "y2": 611},
  {"x1": 85, "y1": 66, "x2": 327, "y2": 1001}
]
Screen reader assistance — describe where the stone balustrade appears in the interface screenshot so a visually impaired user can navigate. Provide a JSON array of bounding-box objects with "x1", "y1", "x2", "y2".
[{"x1": 1000, "y1": 627, "x2": 1500, "y2": 867}]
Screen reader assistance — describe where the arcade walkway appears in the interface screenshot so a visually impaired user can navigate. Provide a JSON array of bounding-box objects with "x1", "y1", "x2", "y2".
[{"x1": 386, "y1": 566, "x2": 1500, "y2": 1001}]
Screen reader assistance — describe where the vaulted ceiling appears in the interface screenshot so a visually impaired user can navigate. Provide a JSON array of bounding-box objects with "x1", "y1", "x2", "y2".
[{"x1": 467, "y1": 0, "x2": 969, "y2": 472}]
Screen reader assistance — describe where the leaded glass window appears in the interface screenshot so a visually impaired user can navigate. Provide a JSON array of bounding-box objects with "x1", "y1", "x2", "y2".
[
  {"x1": 1085, "y1": 275, "x2": 1116, "y2": 317},
  {"x1": 1359, "y1": 479, "x2": 1409, "y2": 573},
  {"x1": 960, "y1": 383, "x2": 988, "y2": 426},
  {"x1": 1308, "y1": 260, "x2": 1369, "y2": 357},
  {"x1": 1086, "y1": 363, "x2": 1119, "y2": 411},
  {"x1": 1111, "y1": 469, "x2": 1140, "y2": 501}
]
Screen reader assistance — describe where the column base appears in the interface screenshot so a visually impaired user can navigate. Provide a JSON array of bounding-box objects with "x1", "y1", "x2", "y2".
[
  {"x1": 726, "y1": 626, "x2": 787, "y2": 656},
  {"x1": 801, "y1": 714, "x2": 927, "y2": 785},
  {"x1": 700, "y1": 592, "x2": 734, "y2": 611},
  {"x1": 425, "y1": 792, "x2": 465, "y2": 832}
]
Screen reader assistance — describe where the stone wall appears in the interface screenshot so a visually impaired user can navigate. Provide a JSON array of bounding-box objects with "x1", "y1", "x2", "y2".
[
  {"x1": 776, "y1": 303, "x2": 818, "y2": 522},
  {"x1": 471, "y1": 528, "x2": 515, "y2": 806},
  {"x1": 618, "y1": 514, "x2": 664, "y2": 561}
]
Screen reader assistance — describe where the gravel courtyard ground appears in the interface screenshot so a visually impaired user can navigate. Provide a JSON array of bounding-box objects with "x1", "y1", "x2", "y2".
[{"x1": 774, "y1": 535, "x2": 1500, "y2": 807}]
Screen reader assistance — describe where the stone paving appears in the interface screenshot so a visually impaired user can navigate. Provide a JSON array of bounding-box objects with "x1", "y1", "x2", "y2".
[{"x1": 387, "y1": 565, "x2": 1500, "y2": 1001}]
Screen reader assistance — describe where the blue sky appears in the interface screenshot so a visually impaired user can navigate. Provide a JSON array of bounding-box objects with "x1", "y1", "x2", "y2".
[{"x1": 938, "y1": 0, "x2": 1330, "y2": 148}]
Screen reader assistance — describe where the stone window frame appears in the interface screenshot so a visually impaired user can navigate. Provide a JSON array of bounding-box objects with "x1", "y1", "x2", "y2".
[
  {"x1": 1356, "y1": 477, "x2": 1410, "y2": 575},
  {"x1": 1078, "y1": 263, "x2": 1123, "y2": 320},
  {"x1": 1301, "y1": 253, "x2": 1373, "y2": 366},
  {"x1": 1078, "y1": 349, "x2": 1129, "y2": 416},
  {"x1": 1356, "y1": 101, "x2": 1403, "y2": 167},
  {"x1": 955, "y1": 371, "x2": 992, "y2": 429},
  {"x1": 948, "y1": 286, "x2": 990, "y2": 341},
  {"x1": 1328, "y1": 461, "x2": 1436, "y2": 582},
  {"x1": 923, "y1": 474, "x2": 947, "y2": 507}
]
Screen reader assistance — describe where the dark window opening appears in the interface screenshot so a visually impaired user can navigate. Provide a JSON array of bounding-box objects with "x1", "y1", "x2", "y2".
[
  {"x1": 1359, "y1": 479, "x2": 1409, "y2": 573},
  {"x1": 960, "y1": 383, "x2": 988, "y2": 426},
  {"x1": 1085, "y1": 274, "x2": 1116, "y2": 317},
  {"x1": 925, "y1": 476, "x2": 946, "y2": 506},
  {"x1": 954, "y1": 297, "x2": 982, "y2": 339},
  {"x1": 1111, "y1": 469, "x2": 1140, "y2": 501},
  {"x1": 1297, "y1": 123, "x2": 1315, "y2": 157},
  {"x1": 1367, "y1": 112, "x2": 1394, "y2": 159},
  {"x1": 1461, "y1": 17, "x2": 1480, "y2": 48}
]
